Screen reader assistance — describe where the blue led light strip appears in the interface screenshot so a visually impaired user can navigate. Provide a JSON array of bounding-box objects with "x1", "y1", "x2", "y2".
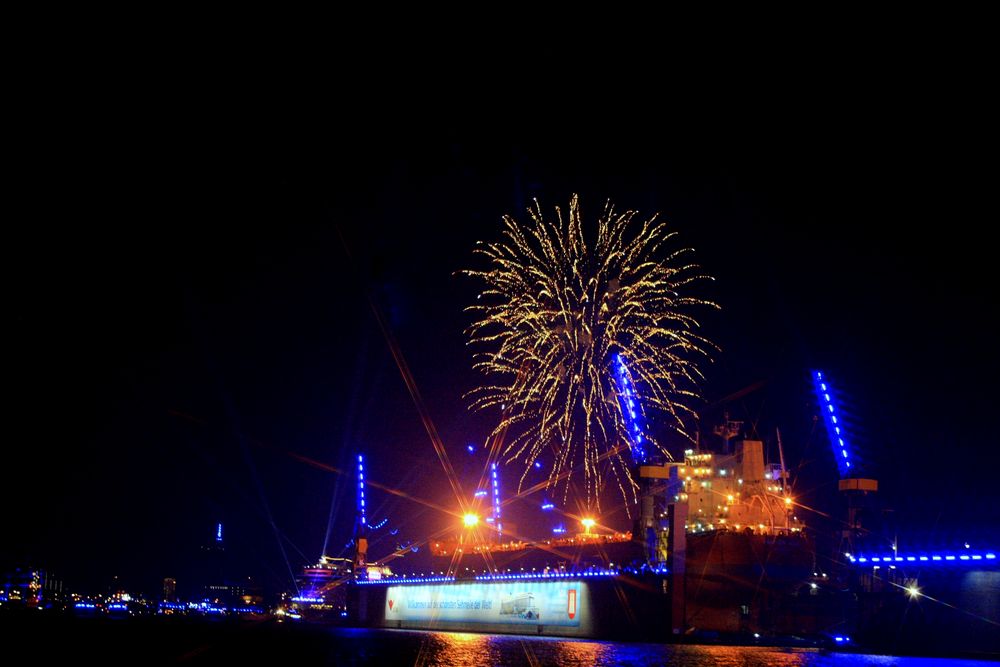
[
  {"x1": 812, "y1": 371, "x2": 852, "y2": 477},
  {"x1": 357, "y1": 454, "x2": 366, "y2": 530},
  {"x1": 848, "y1": 552, "x2": 996, "y2": 565},
  {"x1": 615, "y1": 354, "x2": 647, "y2": 463},
  {"x1": 475, "y1": 568, "x2": 667, "y2": 581},
  {"x1": 354, "y1": 567, "x2": 669, "y2": 585},
  {"x1": 356, "y1": 576, "x2": 455, "y2": 586}
]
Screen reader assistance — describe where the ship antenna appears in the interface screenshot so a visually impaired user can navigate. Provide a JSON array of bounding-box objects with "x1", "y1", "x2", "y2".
[{"x1": 776, "y1": 427, "x2": 789, "y2": 491}]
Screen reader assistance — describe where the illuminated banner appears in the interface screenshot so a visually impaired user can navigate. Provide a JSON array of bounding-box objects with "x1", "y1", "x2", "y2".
[{"x1": 385, "y1": 581, "x2": 587, "y2": 627}]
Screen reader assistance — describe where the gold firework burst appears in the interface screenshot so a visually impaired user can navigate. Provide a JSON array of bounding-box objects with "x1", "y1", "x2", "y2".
[{"x1": 463, "y1": 195, "x2": 718, "y2": 507}]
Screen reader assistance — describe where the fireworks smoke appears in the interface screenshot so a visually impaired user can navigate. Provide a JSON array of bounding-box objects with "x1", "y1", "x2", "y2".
[{"x1": 464, "y1": 195, "x2": 718, "y2": 506}]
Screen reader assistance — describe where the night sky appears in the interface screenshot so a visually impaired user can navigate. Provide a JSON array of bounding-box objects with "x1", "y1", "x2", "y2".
[{"x1": 6, "y1": 87, "x2": 998, "y2": 597}]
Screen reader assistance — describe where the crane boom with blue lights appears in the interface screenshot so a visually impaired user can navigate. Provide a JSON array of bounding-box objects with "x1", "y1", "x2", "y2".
[
  {"x1": 813, "y1": 371, "x2": 883, "y2": 556},
  {"x1": 491, "y1": 462, "x2": 502, "y2": 540},
  {"x1": 615, "y1": 353, "x2": 648, "y2": 464},
  {"x1": 357, "y1": 454, "x2": 367, "y2": 531},
  {"x1": 354, "y1": 454, "x2": 368, "y2": 577},
  {"x1": 812, "y1": 371, "x2": 853, "y2": 478}
]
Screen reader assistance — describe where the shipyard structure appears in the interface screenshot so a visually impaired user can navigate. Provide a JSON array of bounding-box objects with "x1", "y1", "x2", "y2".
[
  {"x1": 335, "y1": 435, "x2": 833, "y2": 641},
  {"x1": 282, "y1": 372, "x2": 997, "y2": 651}
]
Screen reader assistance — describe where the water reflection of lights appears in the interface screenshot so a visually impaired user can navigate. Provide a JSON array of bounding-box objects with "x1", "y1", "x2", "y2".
[
  {"x1": 433, "y1": 635, "x2": 824, "y2": 666},
  {"x1": 551, "y1": 639, "x2": 611, "y2": 665},
  {"x1": 424, "y1": 632, "x2": 495, "y2": 667}
]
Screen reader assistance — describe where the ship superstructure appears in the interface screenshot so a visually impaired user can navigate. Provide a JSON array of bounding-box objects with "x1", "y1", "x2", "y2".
[{"x1": 677, "y1": 440, "x2": 801, "y2": 536}]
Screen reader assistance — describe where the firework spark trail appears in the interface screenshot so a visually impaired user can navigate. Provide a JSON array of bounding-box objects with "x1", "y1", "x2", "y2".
[{"x1": 464, "y1": 195, "x2": 718, "y2": 508}]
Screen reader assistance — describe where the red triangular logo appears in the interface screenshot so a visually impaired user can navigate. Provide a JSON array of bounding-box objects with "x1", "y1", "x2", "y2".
[{"x1": 388, "y1": 599, "x2": 394, "y2": 610}]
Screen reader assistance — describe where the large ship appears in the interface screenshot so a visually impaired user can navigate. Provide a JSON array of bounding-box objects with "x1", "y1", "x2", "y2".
[
  {"x1": 635, "y1": 431, "x2": 821, "y2": 638},
  {"x1": 280, "y1": 556, "x2": 353, "y2": 622}
]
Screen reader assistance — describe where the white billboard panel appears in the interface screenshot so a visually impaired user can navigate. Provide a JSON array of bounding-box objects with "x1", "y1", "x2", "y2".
[{"x1": 385, "y1": 580, "x2": 587, "y2": 627}]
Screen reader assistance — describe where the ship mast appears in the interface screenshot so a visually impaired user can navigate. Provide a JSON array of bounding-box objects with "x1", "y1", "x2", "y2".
[
  {"x1": 713, "y1": 410, "x2": 743, "y2": 454},
  {"x1": 777, "y1": 427, "x2": 792, "y2": 530},
  {"x1": 776, "y1": 427, "x2": 789, "y2": 491}
]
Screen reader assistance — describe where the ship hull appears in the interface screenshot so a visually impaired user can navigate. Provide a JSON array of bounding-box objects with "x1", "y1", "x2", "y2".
[
  {"x1": 681, "y1": 530, "x2": 844, "y2": 637},
  {"x1": 351, "y1": 530, "x2": 831, "y2": 641}
]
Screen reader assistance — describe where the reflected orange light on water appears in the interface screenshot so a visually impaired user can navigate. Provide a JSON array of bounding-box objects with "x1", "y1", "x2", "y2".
[
  {"x1": 404, "y1": 633, "x2": 822, "y2": 667},
  {"x1": 663, "y1": 645, "x2": 818, "y2": 667},
  {"x1": 550, "y1": 639, "x2": 611, "y2": 665},
  {"x1": 421, "y1": 632, "x2": 496, "y2": 667}
]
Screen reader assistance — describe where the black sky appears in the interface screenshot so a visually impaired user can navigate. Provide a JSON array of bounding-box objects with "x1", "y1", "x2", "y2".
[{"x1": 5, "y1": 68, "x2": 998, "y2": 596}]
